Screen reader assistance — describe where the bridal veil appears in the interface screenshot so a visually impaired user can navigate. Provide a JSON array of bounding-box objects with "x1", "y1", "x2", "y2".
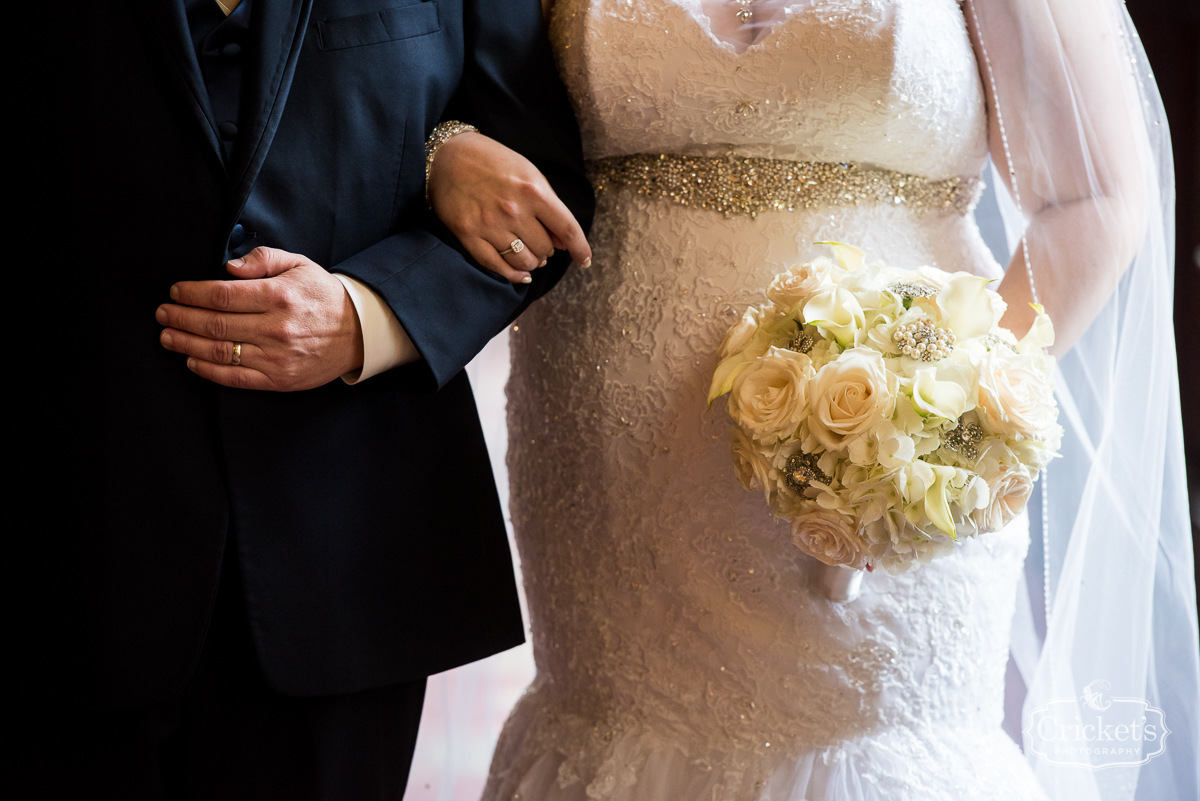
[{"x1": 968, "y1": 0, "x2": 1199, "y2": 798}]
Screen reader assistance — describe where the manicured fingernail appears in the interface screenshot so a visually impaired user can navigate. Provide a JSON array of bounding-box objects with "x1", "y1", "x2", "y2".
[
  {"x1": 156, "y1": 306, "x2": 168, "y2": 323},
  {"x1": 582, "y1": 258, "x2": 592, "y2": 269},
  {"x1": 228, "y1": 258, "x2": 245, "y2": 268},
  {"x1": 521, "y1": 275, "x2": 533, "y2": 284},
  {"x1": 169, "y1": 284, "x2": 180, "y2": 300},
  {"x1": 539, "y1": 258, "x2": 548, "y2": 268},
  {"x1": 160, "y1": 331, "x2": 173, "y2": 347},
  {"x1": 187, "y1": 358, "x2": 197, "y2": 370}
]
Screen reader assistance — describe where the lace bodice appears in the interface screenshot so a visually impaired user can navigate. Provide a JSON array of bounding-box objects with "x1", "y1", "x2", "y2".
[
  {"x1": 487, "y1": 2, "x2": 1044, "y2": 799},
  {"x1": 550, "y1": 0, "x2": 987, "y2": 175}
]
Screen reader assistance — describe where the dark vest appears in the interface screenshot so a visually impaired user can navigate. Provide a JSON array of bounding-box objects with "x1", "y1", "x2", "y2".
[{"x1": 184, "y1": 0, "x2": 253, "y2": 251}]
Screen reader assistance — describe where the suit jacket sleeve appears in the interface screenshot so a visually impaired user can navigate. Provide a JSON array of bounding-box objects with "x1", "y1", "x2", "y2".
[{"x1": 331, "y1": 0, "x2": 594, "y2": 392}]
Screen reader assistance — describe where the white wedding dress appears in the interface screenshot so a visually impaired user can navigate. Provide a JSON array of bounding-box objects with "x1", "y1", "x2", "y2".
[{"x1": 487, "y1": 1, "x2": 1048, "y2": 798}]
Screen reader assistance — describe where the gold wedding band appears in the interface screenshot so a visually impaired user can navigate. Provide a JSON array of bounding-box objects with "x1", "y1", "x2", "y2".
[
  {"x1": 498, "y1": 238, "x2": 525, "y2": 256},
  {"x1": 231, "y1": 342, "x2": 242, "y2": 366}
]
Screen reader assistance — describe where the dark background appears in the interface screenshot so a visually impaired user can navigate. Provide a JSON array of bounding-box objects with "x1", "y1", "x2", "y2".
[{"x1": 1125, "y1": 0, "x2": 1199, "y2": 589}]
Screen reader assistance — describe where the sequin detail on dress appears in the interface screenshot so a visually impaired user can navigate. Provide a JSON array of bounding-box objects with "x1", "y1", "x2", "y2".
[{"x1": 589, "y1": 154, "x2": 981, "y2": 218}]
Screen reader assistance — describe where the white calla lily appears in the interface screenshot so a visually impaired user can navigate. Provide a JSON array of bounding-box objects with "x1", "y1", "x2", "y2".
[
  {"x1": 909, "y1": 368, "x2": 968, "y2": 420},
  {"x1": 803, "y1": 287, "x2": 865, "y2": 348},
  {"x1": 936, "y1": 274, "x2": 997, "y2": 339},
  {"x1": 708, "y1": 325, "x2": 784, "y2": 405},
  {"x1": 815, "y1": 241, "x2": 866, "y2": 272},
  {"x1": 924, "y1": 464, "x2": 959, "y2": 538},
  {"x1": 1017, "y1": 303, "x2": 1056, "y2": 354},
  {"x1": 708, "y1": 353, "x2": 751, "y2": 406}
]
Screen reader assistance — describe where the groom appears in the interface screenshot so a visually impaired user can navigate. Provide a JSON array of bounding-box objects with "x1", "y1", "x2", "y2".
[{"x1": 50, "y1": 0, "x2": 592, "y2": 797}]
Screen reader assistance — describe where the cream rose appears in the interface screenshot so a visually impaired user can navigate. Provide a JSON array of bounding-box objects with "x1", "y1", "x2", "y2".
[
  {"x1": 971, "y1": 462, "x2": 1034, "y2": 532},
  {"x1": 790, "y1": 508, "x2": 869, "y2": 569},
  {"x1": 976, "y1": 351, "x2": 1057, "y2": 440},
  {"x1": 808, "y1": 348, "x2": 896, "y2": 453},
  {"x1": 767, "y1": 259, "x2": 830, "y2": 309},
  {"x1": 727, "y1": 348, "x2": 814, "y2": 441}
]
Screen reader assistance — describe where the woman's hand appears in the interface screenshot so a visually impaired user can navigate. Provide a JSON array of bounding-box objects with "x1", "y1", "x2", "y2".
[{"x1": 428, "y1": 132, "x2": 591, "y2": 284}]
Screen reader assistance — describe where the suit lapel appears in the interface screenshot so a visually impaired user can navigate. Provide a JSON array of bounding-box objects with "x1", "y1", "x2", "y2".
[
  {"x1": 229, "y1": 0, "x2": 315, "y2": 218},
  {"x1": 145, "y1": 0, "x2": 226, "y2": 166}
]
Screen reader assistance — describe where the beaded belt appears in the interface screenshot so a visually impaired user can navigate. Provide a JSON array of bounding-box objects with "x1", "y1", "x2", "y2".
[{"x1": 587, "y1": 153, "x2": 981, "y2": 218}]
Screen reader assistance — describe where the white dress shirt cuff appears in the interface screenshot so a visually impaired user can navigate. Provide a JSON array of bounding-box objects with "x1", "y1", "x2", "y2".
[{"x1": 334, "y1": 273, "x2": 421, "y2": 384}]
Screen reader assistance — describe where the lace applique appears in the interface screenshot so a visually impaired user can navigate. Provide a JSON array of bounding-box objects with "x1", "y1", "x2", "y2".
[{"x1": 548, "y1": 0, "x2": 987, "y2": 172}]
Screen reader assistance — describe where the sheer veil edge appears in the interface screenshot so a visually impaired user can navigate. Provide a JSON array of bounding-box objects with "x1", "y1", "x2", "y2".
[{"x1": 973, "y1": 0, "x2": 1200, "y2": 798}]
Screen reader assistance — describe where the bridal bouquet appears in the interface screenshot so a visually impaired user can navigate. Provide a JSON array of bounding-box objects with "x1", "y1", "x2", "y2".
[{"x1": 708, "y1": 243, "x2": 1061, "y2": 574}]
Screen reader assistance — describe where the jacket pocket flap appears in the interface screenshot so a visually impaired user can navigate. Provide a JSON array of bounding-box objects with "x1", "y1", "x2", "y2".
[{"x1": 318, "y1": 2, "x2": 440, "y2": 51}]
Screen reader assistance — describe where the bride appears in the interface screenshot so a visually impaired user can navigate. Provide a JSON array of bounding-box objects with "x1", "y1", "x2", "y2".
[{"x1": 429, "y1": 0, "x2": 1198, "y2": 798}]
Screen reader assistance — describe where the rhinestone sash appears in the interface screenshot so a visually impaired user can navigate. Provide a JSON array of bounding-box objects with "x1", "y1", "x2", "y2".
[{"x1": 588, "y1": 153, "x2": 981, "y2": 218}]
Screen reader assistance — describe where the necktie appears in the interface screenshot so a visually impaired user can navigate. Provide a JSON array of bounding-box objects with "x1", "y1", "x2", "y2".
[{"x1": 215, "y1": 0, "x2": 241, "y2": 15}]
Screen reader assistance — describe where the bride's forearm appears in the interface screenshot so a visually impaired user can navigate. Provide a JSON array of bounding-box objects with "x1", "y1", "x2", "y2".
[
  {"x1": 997, "y1": 192, "x2": 1145, "y2": 356},
  {"x1": 968, "y1": 0, "x2": 1148, "y2": 357}
]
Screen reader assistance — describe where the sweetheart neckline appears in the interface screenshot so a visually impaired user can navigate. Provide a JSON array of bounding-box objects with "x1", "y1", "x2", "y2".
[{"x1": 664, "y1": 0, "x2": 811, "y2": 57}]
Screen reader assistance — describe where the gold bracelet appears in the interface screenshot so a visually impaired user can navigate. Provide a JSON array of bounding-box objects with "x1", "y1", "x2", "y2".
[{"x1": 425, "y1": 121, "x2": 479, "y2": 207}]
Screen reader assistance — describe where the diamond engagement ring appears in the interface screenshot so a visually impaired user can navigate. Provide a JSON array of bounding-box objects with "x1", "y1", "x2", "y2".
[{"x1": 498, "y1": 238, "x2": 525, "y2": 255}]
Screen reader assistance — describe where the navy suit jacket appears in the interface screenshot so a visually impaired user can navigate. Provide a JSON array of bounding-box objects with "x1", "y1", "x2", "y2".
[{"x1": 72, "y1": 0, "x2": 592, "y2": 707}]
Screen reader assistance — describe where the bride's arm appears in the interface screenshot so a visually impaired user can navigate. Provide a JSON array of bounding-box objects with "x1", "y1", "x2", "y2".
[
  {"x1": 423, "y1": 0, "x2": 589, "y2": 285},
  {"x1": 422, "y1": 0, "x2": 580, "y2": 286},
  {"x1": 965, "y1": 0, "x2": 1148, "y2": 355},
  {"x1": 427, "y1": 131, "x2": 591, "y2": 284}
]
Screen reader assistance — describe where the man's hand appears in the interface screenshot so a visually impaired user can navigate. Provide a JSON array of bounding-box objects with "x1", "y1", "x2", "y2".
[
  {"x1": 428, "y1": 131, "x2": 591, "y2": 284},
  {"x1": 156, "y1": 247, "x2": 364, "y2": 391}
]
